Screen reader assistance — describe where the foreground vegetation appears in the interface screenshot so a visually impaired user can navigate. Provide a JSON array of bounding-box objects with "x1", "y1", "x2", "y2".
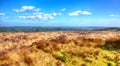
[{"x1": 0, "y1": 31, "x2": 120, "y2": 66}]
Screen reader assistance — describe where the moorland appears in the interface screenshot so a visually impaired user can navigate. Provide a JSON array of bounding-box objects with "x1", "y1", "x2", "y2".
[{"x1": 0, "y1": 31, "x2": 120, "y2": 66}]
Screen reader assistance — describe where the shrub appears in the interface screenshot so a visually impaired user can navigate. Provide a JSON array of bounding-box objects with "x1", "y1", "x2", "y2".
[
  {"x1": 24, "y1": 55, "x2": 33, "y2": 65},
  {"x1": 50, "y1": 35, "x2": 68, "y2": 44},
  {"x1": 105, "y1": 38, "x2": 120, "y2": 49},
  {"x1": 32, "y1": 40, "x2": 46, "y2": 49},
  {"x1": 76, "y1": 37, "x2": 105, "y2": 47}
]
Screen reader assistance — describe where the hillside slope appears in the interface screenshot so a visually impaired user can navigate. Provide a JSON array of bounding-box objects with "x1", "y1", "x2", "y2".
[{"x1": 0, "y1": 31, "x2": 120, "y2": 66}]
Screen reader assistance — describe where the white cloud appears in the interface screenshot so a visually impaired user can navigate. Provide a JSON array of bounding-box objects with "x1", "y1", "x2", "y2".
[
  {"x1": 69, "y1": 10, "x2": 92, "y2": 16},
  {"x1": 15, "y1": 5, "x2": 62, "y2": 21},
  {"x1": 14, "y1": 6, "x2": 35, "y2": 12},
  {"x1": 27, "y1": 16, "x2": 36, "y2": 19},
  {"x1": 18, "y1": 15, "x2": 37, "y2": 19},
  {"x1": 81, "y1": 11, "x2": 92, "y2": 15},
  {"x1": 53, "y1": 12, "x2": 57, "y2": 16},
  {"x1": 69, "y1": 10, "x2": 82, "y2": 16},
  {"x1": 0, "y1": 13, "x2": 5, "y2": 16},
  {"x1": 110, "y1": 14, "x2": 119, "y2": 17},
  {"x1": 22, "y1": 6, "x2": 34, "y2": 10},
  {"x1": 61, "y1": 8, "x2": 66, "y2": 11},
  {"x1": 52, "y1": 12, "x2": 61, "y2": 16},
  {"x1": 36, "y1": 15, "x2": 43, "y2": 19},
  {"x1": 18, "y1": 12, "x2": 61, "y2": 20},
  {"x1": 43, "y1": 14, "x2": 54, "y2": 20},
  {"x1": 18, "y1": 16, "x2": 26, "y2": 19}
]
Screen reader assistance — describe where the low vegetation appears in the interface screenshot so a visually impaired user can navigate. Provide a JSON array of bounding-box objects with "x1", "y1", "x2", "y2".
[{"x1": 0, "y1": 31, "x2": 120, "y2": 66}]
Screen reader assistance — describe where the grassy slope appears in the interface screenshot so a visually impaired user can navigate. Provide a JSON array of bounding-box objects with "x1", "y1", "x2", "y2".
[{"x1": 0, "y1": 32, "x2": 120, "y2": 66}]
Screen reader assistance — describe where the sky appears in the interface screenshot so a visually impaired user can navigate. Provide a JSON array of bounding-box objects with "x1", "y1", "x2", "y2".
[{"x1": 0, "y1": 0, "x2": 120, "y2": 27}]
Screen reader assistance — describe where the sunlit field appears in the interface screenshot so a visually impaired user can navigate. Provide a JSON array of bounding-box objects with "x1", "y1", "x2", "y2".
[{"x1": 0, "y1": 31, "x2": 120, "y2": 66}]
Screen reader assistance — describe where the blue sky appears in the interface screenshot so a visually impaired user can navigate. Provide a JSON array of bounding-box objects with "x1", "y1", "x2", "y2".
[{"x1": 0, "y1": 0, "x2": 120, "y2": 27}]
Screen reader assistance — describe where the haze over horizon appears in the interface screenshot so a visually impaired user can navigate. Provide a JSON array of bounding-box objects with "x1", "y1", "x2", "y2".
[{"x1": 0, "y1": 0, "x2": 120, "y2": 27}]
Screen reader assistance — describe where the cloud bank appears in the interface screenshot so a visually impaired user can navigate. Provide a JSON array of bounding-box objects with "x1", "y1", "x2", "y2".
[
  {"x1": 18, "y1": 12, "x2": 61, "y2": 20},
  {"x1": 69, "y1": 10, "x2": 92, "y2": 16},
  {"x1": 12, "y1": 6, "x2": 92, "y2": 21},
  {"x1": 13, "y1": 6, "x2": 62, "y2": 21}
]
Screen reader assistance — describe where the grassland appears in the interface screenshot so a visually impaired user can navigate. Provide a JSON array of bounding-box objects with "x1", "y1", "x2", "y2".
[{"x1": 0, "y1": 31, "x2": 120, "y2": 66}]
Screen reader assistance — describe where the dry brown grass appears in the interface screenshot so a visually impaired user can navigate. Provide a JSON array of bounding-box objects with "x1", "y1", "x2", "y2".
[
  {"x1": 0, "y1": 31, "x2": 120, "y2": 66},
  {"x1": 50, "y1": 35, "x2": 68, "y2": 44},
  {"x1": 72, "y1": 37, "x2": 105, "y2": 47}
]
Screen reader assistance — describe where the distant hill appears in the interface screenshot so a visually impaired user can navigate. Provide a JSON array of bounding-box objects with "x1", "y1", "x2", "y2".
[
  {"x1": 96, "y1": 27, "x2": 120, "y2": 31},
  {"x1": 0, "y1": 27, "x2": 120, "y2": 32}
]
